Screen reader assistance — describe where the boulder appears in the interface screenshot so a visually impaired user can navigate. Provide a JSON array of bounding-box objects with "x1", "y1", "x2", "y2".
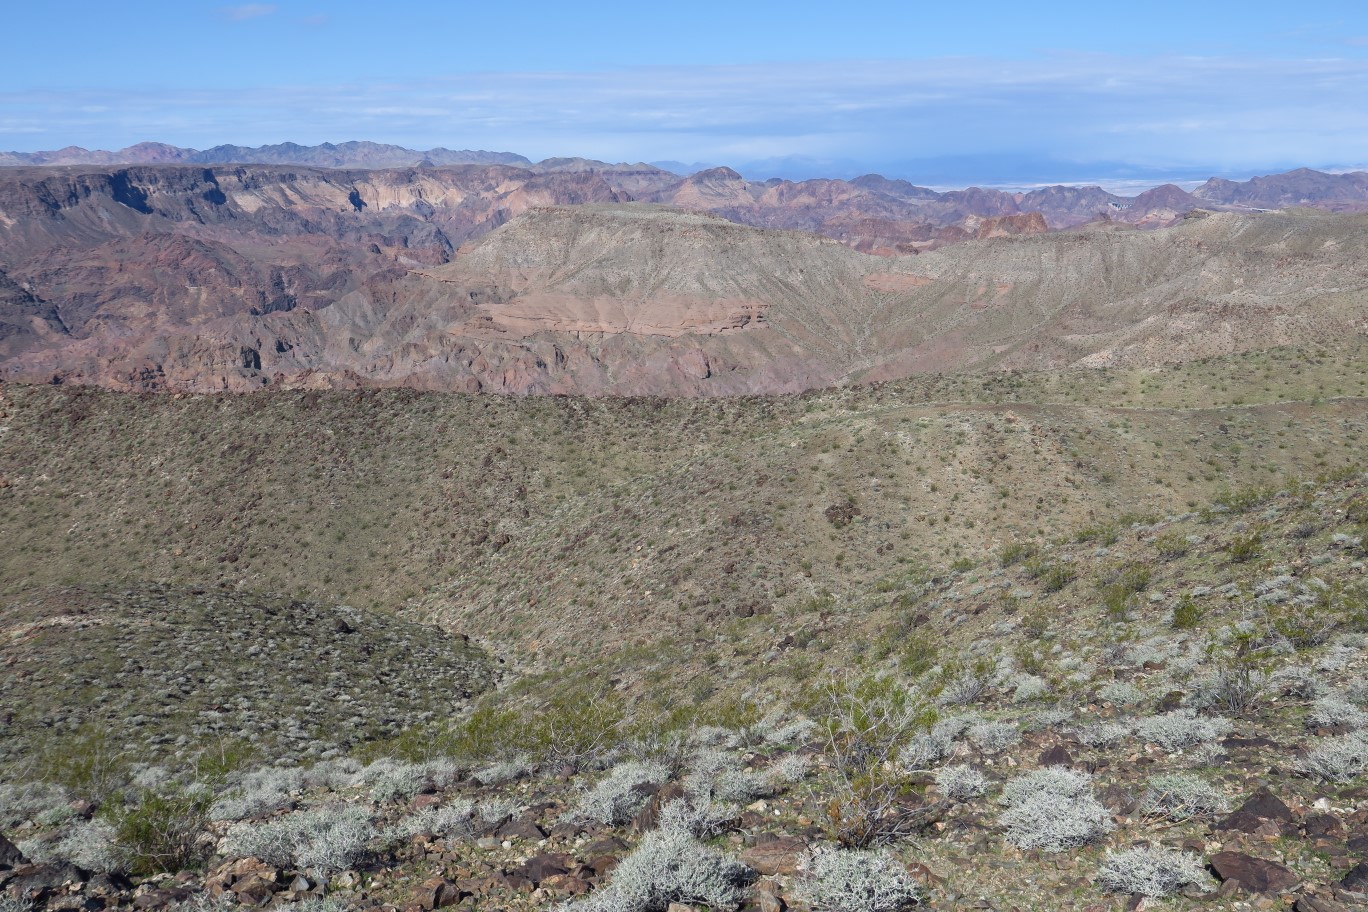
[
  {"x1": 1210, "y1": 852, "x2": 1299, "y2": 894},
  {"x1": 514, "y1": 852, "x2": 573, "y2": 884},
  {"x1": 414, "y1": 876, "x2": 466, "y2": 910},
  {"x1": 1217, "y1": 810, "x2": 1275, "y2": 834},
  {"x1": 0, "y1": 832, "x2": 26, "y2": 869},
  {"x1": 1038, "y1": 745, "x2": 1074, "y2": 768},
  {"x1": 5, "y1": 862, "x2": 91, "y2": 899},
  {"x1": 493, "y1": 815, "x2": 547, "y2": 842},
  {"x1": 1239, "y1": 789, "x2": 1293, "y2": 822},
  {"x1": 1304, "y1": 813, "x2": 1345, "y2": 838},
  {"x1": 1341, "y1": 862, "x2": 1368, "y2": 893},
  {"x1": 739, "y1": 836, "x2": 809, "y2": 876},
  {"x1": 1296, "y1": 895, "x2": 1349, "y2": 912}
]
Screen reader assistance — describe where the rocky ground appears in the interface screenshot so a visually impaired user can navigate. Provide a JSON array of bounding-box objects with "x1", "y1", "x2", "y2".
[
  {"x1": 2, "y1": 468, "x2": 1368, "y2": 912},
  {"x1": 0, "y1": 586, "x2": 496, "y2": 771}
]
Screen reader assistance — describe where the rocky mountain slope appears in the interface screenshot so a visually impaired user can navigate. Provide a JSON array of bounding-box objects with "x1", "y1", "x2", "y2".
[
  {"x1": 2, "y1": 441, "x2": 1367, "y2": 912},
  {"x1": 3, "y1": 194, "x2": 1366, "y2": 394},
  {"x1": 3, "y1": 337, "x2": 1365, "y2": 663}
]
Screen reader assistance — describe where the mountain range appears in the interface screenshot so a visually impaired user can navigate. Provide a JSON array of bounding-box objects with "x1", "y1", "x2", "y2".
[{"x1": 1, "y1": 156, "x2": 1367, "y2": 394}]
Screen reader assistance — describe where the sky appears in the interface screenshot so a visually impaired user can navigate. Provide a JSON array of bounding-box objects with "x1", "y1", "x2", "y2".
[{"x1": 4, "y1": 1, "x2": 1368, "y2": 182}]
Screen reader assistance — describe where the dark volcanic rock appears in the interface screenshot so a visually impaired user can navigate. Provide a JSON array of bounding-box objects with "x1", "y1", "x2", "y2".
[
  {"x1": 1211, "y1": 852, "x2": 1299, "y2": 893},
  {"x1": 0, "y1": 832, "x2": 26, "y2": 868},
  {"x1": 1342, "y1": 862, "x2": 1368, "y2": 893}
]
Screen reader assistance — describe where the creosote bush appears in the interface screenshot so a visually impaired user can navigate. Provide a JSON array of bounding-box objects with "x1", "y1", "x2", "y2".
[
  {"x1": 808, "y1": 673, "x2": 937, "y2": 847},
  {"x1": 104, "y1": 788, "x2": 211, "y2": 876}
]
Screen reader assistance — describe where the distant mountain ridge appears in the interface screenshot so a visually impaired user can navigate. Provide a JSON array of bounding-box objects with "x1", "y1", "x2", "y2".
[{"x1": 0, "y1": 140, "x2": 533, "y2": 169}]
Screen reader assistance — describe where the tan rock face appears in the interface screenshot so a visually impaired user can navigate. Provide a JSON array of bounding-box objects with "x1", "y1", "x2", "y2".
[{"x1": 3, "y1": 162, "x2": 1368, "y2": 396}]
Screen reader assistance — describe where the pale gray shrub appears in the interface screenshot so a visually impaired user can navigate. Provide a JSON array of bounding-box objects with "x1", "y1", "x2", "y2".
[
  {"x1": 35, "y1": 803, "x2": 77, "y2": 828},
  {"x1": 1306, "y1": 695, "x2": 1368, "y2": 730},
  {"x1": 225, "y1": 805, "x2": 374, "y2": 874},
  {"x1": 52, "y1": 819, "x2": 124, "y2": 874},
  {"x1": 935, "y1": 765, "x2": 986, "y2": 801},
  {"x1": 1097, "y1": 681, "x2": 1146, "y2": 706},
  {"x1": 799, "y1": 848, "x2": 925, "y2": 912},
  {"x1": 1299, "y1": 731, "x2": 1368, "y2": 782},
  {"x1": 386, "y1": 800, "x2": 476, "y2": 842},
  {"x1": 130, "y1": 765, "x2": 175, "y2": 791},
  {"x1": 288, "y1": 899, "x2": 350, "y2": 912},
  {"x1": 1135, "y1": 710, "x2": 1231, "y2": 752},
  {"x1": 621, "y1": 729, "x2": 691, "y2": 777},
  {"x1": 1180, "y1": 740, "x2": 1228, "y2": 768},
  {"x1": 1272, "y1": 666, "x2": 1325, "y2": 699},
  {"x1": 1098, "y1": 846, "x2": 1208, "y2": 897},
  {"x1": 939, "y1": 670, "x2": 989, "y2": 706},
  {"x1": 571, "y1": 761, "x2": 670, "y2": 826},
  {"x1": 165, "y1": 894, "x2": 241, "y2": 912},
  {"x1": 1011, "y1": 675, "x2": 1051, "y2": 703},
  {"x1": 0, "y1": 781, "x2": 72, "y2": 830},
  {"x1": 1140, "y1": 774, "x2": 1231, "y2": 820},
  {"x1": 14, "y1": 836, "x2": 50, "y2": 864},
  {"x1": 1191, "y1": 666, "x2": 1267, "y2": 714},
  {"x1": 684, "y1": 748, "x2": 771, "y2": 803},
  {"x1": 766, "y1": 753, "x2": 811, "y2": 788},
  {"x1": 300, "y1": 757, "x2": 362, "y2": 791},
  {"x1": 707, "y1": 767, "x2": 774, "y2": 804},
  {"x1": 564, "y1": 828, "x2": 752, "y2": 912},
  {"x1": 1316, "y1": 644, "x2": 1358, "y2": 672},
  {"x1": 473, "y1": 758, "x2": 531, "y2": 786},
  {"x1": 1074, "y1": 721, "x2": 1131, "y2": 748},
  {"x1": 688, "y1": 726, "x2": 732, "y2": 747},
  {"x1": 656, "y1": 796, "x2": 738, "y2": 839},
  {"x1": 421, "y1": 758, "x2": 463, "y2": 790},
  {"x1": 365, "y1": 761, "x2": 426, "y2": 804},
  {"x1": 211, "y1": 766, "x2": 305, "y2": 821},
  {"x1": 903, "y1": 715, "x2": 974, "y2": 767},
  {"x1": 1346, "y1": 678, "x2": 1368, "y2": 705},
  {"x1": 0, "y1": 896, "x2": 33, "y2": 912},
  {"x1": 763, "y1": 717, "x2": 817, "y2": 746},
  {"x1": 475, "y1": 798, "x2": 524, "y2": 826},
  {"x1": 967, "y1": 721, "x2": 1020, "y2": 754},
  {"x1": 1023, "y1": 707, "x2": 1073, "y2": 731},
  {"x1": 998, "y1": 768, "x2": 1112, "y2": 852}
]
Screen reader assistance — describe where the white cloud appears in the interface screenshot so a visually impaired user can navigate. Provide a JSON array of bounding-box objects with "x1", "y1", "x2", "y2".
[{"x1": 4, "y1": 55, "x2": 1368, "y2": 177}]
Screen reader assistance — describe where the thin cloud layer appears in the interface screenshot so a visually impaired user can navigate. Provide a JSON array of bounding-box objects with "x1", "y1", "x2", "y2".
[
  {"x1": 219, "y1": 4, "x2": 277, "y2": 21},
  {"x1": 3, "y1": 55, "x2": 1367, "y2": 179}
]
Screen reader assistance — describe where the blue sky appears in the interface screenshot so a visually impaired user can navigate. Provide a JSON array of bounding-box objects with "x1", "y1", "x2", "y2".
[{"x1": 4, "y1": 1, "x2": 1368, "y2": 181}]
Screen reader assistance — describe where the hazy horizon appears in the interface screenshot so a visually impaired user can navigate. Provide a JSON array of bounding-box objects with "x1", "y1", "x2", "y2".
[{"x1": 4, "y1": 1, "x2": 1367, "y2": 184}]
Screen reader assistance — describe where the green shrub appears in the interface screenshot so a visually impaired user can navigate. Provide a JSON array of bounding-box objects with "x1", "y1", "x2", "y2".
[
  {"x1": 806, "y1": 674, "x2": 937, "y2": 847},
  {"x1": 999, "y1": 541, "x2": 1038, "y2": 567},
  {"x1": 103, "y1": 788, "x2": 211, "y2": 876},
  {"x1": 524, "y1": 680, "x2": 627, "y2": 771},
  {"x1": 1074, "y1": 524, "x2": 1120, "y2": 546},
  {"x1": 896, "y1": 638, "x2": 938, "y2": 679},
  {"x1": 42, "y1": 725, "x2": 130, "y2": 803},
  {"x1": 1151, "y1": 531, "x2": 1190, "y2": 560},
  {"x1": 1226, "y1": 532, "x2": 1262, "y2": 563},
  {"x1": 1171, "y1": 594, "x2": 1202, "y2": 630},
  {"x1": 1036, "y1": 563, "x2": 1077, "y2": 593}
]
